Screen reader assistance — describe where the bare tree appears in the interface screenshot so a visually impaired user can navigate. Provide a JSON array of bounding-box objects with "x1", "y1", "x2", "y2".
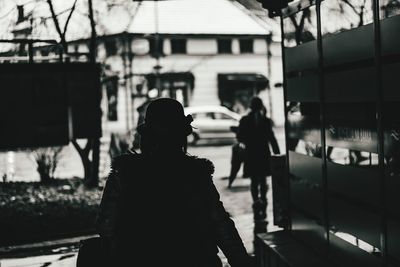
[
  {"x1": 70, "y1": 0, "x2": 100, "y2": 188},
  {"x1": 288, "y1": 8, "x2": 313, "y2": 45},
  {"x1": 31, "y1": 146, "x2": 64, "y2": 183},
  {"x1": 45, "y1": 0, "x2": 78, "y2": 51}
]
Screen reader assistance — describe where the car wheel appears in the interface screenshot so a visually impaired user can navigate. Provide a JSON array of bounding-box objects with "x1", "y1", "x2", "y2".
[{"x1": 187, "y1": 132, "x2": 199, "y2": 146}]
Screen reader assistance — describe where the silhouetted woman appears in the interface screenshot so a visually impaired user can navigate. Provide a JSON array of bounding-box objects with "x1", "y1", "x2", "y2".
[
  {"x1": 237, "y1": 97, "x2": 280, "y2": 220},
  {"x1": 96, "y1": 98, "x2": 253, "y2": 267}
]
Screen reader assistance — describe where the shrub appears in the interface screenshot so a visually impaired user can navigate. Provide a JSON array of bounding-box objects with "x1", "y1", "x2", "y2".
[
  {"x1": 30, "y1": 147, "x2": 64, "y2": 183},
  {"x1": 0, "y1": 178, "x2": 103, "y2": 246}
]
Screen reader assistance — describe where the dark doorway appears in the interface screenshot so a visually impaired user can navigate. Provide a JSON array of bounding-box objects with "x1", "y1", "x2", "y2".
[
  {"x1": 145, "y1": 72, "x2": 195, "y2": 106},
  {"x1": 217, "y1": 73, "x2": 269, "y2": 114}
]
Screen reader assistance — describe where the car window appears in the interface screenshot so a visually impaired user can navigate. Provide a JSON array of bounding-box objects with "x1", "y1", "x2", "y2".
[
  {"x1": 192, "y1": 112, "x2": 214, "y2": 119},
  {"x1": 213, "y1": 112, "x2": 234, "y2": 120}
]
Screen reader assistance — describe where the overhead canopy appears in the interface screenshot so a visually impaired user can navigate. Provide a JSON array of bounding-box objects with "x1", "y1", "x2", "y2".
[
  {"x1": 217, "y1": 73, "x2": 269, "y2": 112},
  {"x1": 145, "y1": 72, "x2": 195, "y2": 89},
  {"x1": 218, "y1": 73, "x2": 269, "y2": 91}
]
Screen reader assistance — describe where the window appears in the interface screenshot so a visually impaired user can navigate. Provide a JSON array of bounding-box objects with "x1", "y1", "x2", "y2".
[
  {"x1": 213, "y1": 112, "x2": 234, "y2": 120},
  {"x1": 40, "y1": 48, "x2": 49, "y2": 57},
  {"x1": 192, "y1": 112, "x2": 213, "y2": 120},
  {"x1": 239, "y1": 39, "x2": 253, "y2": 53},
  {"x1": 217, "y1": 39, "x2": 232, "y2": 54},
  {"x1": 149, "y1": 38, "x2": 163, "y2": 57},
  {"x1": 171, "y1": 39, "x2": 187, "y2": 54},
  {"x1": 105, "y1": 76, "x2": 119, "y2": 121},
  {"x1": 104, "y1": 39, "x2": 118, "y2": 56}
]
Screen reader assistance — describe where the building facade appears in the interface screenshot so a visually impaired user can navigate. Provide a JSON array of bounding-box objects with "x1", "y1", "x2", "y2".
[{"x1": 1, "y1": 0, "x2": 285, "y2": 136}]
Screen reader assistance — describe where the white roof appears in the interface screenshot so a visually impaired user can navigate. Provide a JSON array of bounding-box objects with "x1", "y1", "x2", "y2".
[{"x1": 125, "y1": 0, "x2": 271, "y2": 35}]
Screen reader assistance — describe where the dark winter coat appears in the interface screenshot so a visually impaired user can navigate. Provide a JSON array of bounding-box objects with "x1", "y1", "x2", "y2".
[
  {"x1": 237, "y1": 112, "x2": 280, "y2": 177},
  {"x1": 96, "y1": 153, "x2": 251, "y2": 267}
]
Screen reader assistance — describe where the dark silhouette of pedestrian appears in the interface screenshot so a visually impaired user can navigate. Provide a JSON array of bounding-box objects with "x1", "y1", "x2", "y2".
[
  {"x1": 227, "y1": 105, "x2": 267, "y2": 188},
  {"x1": 132, "y1": 98, "x2": 153, "y2": 149},
  {"x1": 96, "y1": 98, "x2": 254, "y2": 267},
  {"x1": 237, "y1": 97, "x2": 280, "y2": 220}
]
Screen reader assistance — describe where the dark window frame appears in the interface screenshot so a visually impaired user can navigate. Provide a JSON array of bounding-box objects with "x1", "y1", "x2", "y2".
[
  {"x1": 239, "y1": 39, "x2": 254, "y2": 53},
  {"x1": 170, "y1": 38, "x2": 187, "y2": 54},
  {"x1": 217, "y1": 39, "x2": 232, "y2": 54},
  {"x1": 149, "y1": 37, "x2": 164, "y2": 57}
]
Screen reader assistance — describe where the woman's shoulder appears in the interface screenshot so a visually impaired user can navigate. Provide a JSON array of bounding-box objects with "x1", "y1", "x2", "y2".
[
  {"x1": 111, "y1": 152, "x2": 144, "y2": 170},
  {"x1": 185, "y1": 155, "x2": 215, "y2": 176}
]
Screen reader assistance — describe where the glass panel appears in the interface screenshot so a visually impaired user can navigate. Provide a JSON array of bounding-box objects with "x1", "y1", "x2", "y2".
[
  {"x1": 329, "y1": 230, "x2": 381, "y2": 254},
  {"x1": 327, "y1": 147, "x2": 378, "y2": 166},
  {"x1": 325, "y1": 103, "x2": 378, "y2": 153},
  {"x1": 292, "y1": 139, "x2": 323, "y2": 157},
  {"x1": 384, "y1": 102, "x2": 400, "y2": 215},
  {"x1": 283, "y1": 5, "x2": 318, "y2": 48},
  {"x1": 380, "y1": 0, "x2": 400, "y2": 19},
  {"x1": 321, "y1": 0, "x2": 374, "y2": 36},
  {"x1": 287, "y1": 101, "x2": 321, "y2": 151}
]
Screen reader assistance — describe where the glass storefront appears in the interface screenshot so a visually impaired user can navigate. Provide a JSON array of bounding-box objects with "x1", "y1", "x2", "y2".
[{"x1": 279, "y1": 0, "x2": 400, "y2": 265}]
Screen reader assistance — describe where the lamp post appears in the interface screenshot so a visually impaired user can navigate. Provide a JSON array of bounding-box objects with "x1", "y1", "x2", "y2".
[
  {"x1": 153, "y1": 0, "x2": 162, "y2": 96},
  {"x1": 132, "y1": 0, "x2": 164, "y2": 96}
]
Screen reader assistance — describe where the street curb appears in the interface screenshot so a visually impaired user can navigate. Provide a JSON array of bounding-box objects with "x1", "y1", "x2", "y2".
[{"x1": 0, "y1": 234, "x2": 98, "y2": 258}]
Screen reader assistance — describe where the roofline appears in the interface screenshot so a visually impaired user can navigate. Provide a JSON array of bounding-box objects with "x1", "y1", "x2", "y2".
[
  {"x1": 228, "y1": 0, "x2": 272, "y2": 33},
  {"x1": 24, "y1": 32, "x2": 272, "y2": 50},
  {"x1": 66, "y1": 32, "x2": 271, "y2": 43}
]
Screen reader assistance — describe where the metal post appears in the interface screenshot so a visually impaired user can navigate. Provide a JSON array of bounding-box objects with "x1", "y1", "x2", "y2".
[
  {"x1": 88, "y1": 0, "x2": 100, "y2": 187},
  {"x1": 154, "y1": 0, "x2": 161, "y2": 95},
  {"x1": 279, "y1": 13, "x2": 292, "y2": 232},
  {"x1": 316, "y1": 0, "x2": 330, "y2": 254},
  {"x1": 28, "y1": 42, "x2": 33, "y2": 63},
  {"x1": 266, "y1": 35, "x2": 274, "y2": 119},
  {"x1": 372, "y1": 0, "x2": 387, "y2": 265}
]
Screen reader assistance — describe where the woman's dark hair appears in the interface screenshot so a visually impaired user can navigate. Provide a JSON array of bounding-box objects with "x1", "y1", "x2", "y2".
[
  {"x1": 137, "y1": 98, "x2": 192, "y2": 155},
  {"x1": 139, "y1": 130, "x2": 188, "y2": 155},
  {"x1": 250, "y1": 96, "x2": 264, "y2": 112}
]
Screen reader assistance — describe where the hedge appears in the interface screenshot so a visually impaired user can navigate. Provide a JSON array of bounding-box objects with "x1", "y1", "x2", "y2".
[{"x1": 0, "y1": 178, "x2": 103, "y2": 246}]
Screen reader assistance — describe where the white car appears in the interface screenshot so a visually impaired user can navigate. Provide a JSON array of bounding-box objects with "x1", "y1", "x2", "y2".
[{"x1": 184, "y1": 105, "x2": 241, "y2": 145}]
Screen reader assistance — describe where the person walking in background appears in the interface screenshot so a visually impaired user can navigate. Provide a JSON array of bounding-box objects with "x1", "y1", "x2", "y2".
[
  {"x1": 96, "y1": 98, "x2": 254, "y2": 267},
  {"x1": 237, "y1": 96, "x2": 280, "y2": 221}
]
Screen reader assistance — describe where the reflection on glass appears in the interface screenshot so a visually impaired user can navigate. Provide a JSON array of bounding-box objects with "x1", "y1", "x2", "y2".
[
  {"x1": 283, "y1": 6, "x2": 317, "y2": 48},
  {"x1": 291, "y1": 139, "x2": 322, "y2": 157},
  {"x1": 327, "y1": 146, "x2": 378, "y2": 166},
  {"x1": 325, "y1": 103, "x2": 378, "y2": 154},
  {"x1": 325, "y1": 103, "x2": 376, "y2": 127},
  {"x1": 287, "y1": 101, "x2": 321, "y2": 148},
  {"x1": 380, "y1": 0, "x2": 400, "y2": 19},
  {"x1": 330, "y1": 230, "x2": 380, "y2": 254},
  {"x1": 384, "y1": 103, "x2": 400, "y2": 177},
  {"x1": 321, "y1": 0, "x2": 373, "y2": 36},
  {"x1": 384, "y1": 103, "x2": 400, "y2": 261}
]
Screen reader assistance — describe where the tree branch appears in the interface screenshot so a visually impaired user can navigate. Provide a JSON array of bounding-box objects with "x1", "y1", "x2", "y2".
[
  {"x1": 84, "y1": 139, "x2": 92, "y2": 155},
  {"x1": 46, "y1": 0, "x2": 67, "y2": 51},
  {"x1": 342, "y1": 0, "x2": 359, "y2": 15},
  {"x1": 63, "y1": 0, "x2": 78, "y2": 39},
  {"x1": 88, "y1": 0, "x2": 97, "y2": 63},
  {"x1": 38, "y1": 8, "x2": 75, "y2": 21}
]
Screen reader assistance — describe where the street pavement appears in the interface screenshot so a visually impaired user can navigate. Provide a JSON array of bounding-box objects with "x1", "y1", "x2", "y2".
[{"x1": 0, "y1": 127, "x2": 285, "y2": 267}]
